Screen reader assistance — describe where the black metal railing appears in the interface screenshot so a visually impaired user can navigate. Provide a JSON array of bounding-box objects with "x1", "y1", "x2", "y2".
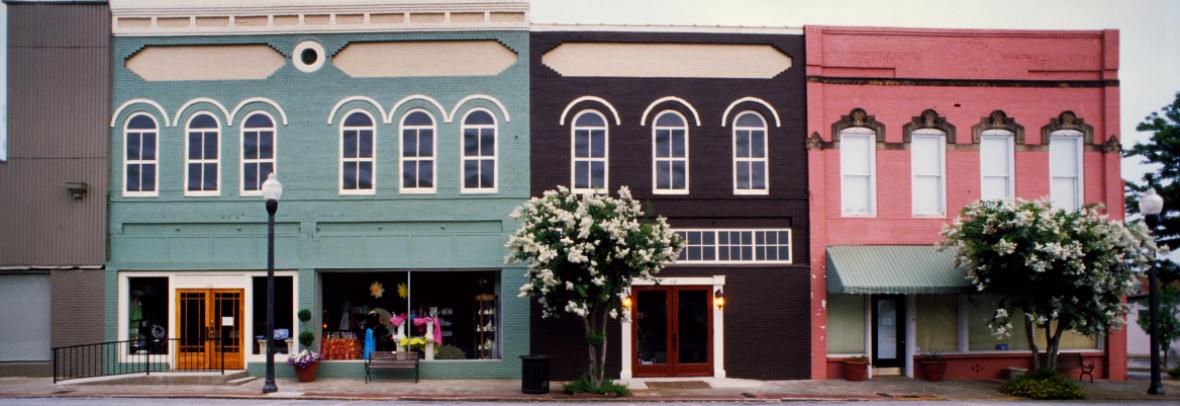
[{"x1": 52, "y1": 337, "x2": 229, "y2": 383}]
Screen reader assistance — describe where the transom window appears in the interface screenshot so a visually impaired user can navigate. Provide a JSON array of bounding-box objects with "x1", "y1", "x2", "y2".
[
  {"x1": 1049, "y1": 130, "x2": 1084, "y2": 211},
  {"x1": 840, "y1": 127, "x2": 876, "y2": 216},
  {"x1": 733, "y1": 111, "x2": 768, "y2": 194},
  {"x1": 124, "y1": 114, "x2": 158, "y2": 196},
  {"x1": 185, "y1": 113, "x2": 220, "y2": 195},
  {"x1": 241, "y1": 113, "x2": 275, "y2": 195},
  {"x1": 652, "y1": 111, "x2": 688, "y2": 194},
  {"x1": 461, "y1": 110, "x2": 497, "y2": 193},
  {"x1": 980, "y1": 129, "x2": 1015, "y2": 201},
  {"x1": 571, "y1": 110, "x2": 608, "y2": 193},
  {"x1": 401, "y1": 111, "x2": 436, "y2": 193},
  {"x1": 910, "y1": 129, "x2": 946, "y2": 217},
  {"x1": 675, "y1": 229, "x2": 792, "y2": 264},
  {"x1": 340, "y1": 111, "x2": 375, "y2": 194}
]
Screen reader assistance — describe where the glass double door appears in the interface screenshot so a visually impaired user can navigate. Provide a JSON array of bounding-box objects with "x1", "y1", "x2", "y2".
[
  {"x1": 176, "y1": 289, "x2": 244, "y2": 370},
  {"x1": 632, "y1": 286, "x2": 712, "y2": 377}
]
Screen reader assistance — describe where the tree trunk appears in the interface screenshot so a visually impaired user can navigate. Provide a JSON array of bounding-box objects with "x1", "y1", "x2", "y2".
[
  {"x1": 1045, "y1": 319, "x2": 1067, "y2": 372},
  {"x1": 582, "y1": 316, "x2": 601, "y2": 387},
  {"x1": 1024, "y1": 316, "x2": 1041, "y2": 371},
  {"x1": 597, "y1": 306, "x2": 610, "y2": 386},
  {"x1": 581, "y1": 305, "x2": 610, "y2": 388}
]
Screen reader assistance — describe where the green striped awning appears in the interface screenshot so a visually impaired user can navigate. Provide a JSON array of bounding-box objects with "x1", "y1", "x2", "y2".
[{"x1": 826, "y1": 245, "x2": 972, "y2": 295}]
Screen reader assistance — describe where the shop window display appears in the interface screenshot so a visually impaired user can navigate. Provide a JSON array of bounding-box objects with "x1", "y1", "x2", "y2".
[
  {"x1": 128, "y1": 277, "x2": 168, "y2": 354},
  {"x1": 319, "y1": 271, "x2": 499, "y2": 361},
  {"x1": 251, "y1": 276, "x2": 294, "y2": 355}
]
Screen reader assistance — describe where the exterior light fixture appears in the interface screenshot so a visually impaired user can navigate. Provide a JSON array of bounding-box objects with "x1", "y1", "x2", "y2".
[
  {"x1": 65, "y1": 181, "x2": 88, "y2": 200},
  {"x1": 1141, "y1": 188, "x2": 1165, "y2": 395},
  {"x1": 261, "y1": 173, "x2": 282, "y2": 394},
  {"x1": 714, "y1": 288, "x2": 726, "y2": 309},
  {"x1": 621, "y1": 294, "x2": 633, "y2": 310}
]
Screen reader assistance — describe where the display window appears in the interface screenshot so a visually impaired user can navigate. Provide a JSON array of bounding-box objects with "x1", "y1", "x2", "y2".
[
  {"x1": 251, "y1": 276, "x2": 294, "y2": 355},
  {"x1": 319, "y1": 270, "x2": 499, "y2": 361},
  {"x1": 127, "y1": 277, "x2": 169, "y2": 354}
]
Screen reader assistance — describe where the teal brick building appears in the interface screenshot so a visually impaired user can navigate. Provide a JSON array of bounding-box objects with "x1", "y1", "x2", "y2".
[{"x1": 105, "y1": 0, "x2": 531, "y2": 379}]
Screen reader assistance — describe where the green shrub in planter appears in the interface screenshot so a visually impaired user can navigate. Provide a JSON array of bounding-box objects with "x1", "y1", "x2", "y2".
[
  {"x1": 298, "y1": 331, "x2": 315, "y2": 348},
  {"x1": 1000, "y1": 369, "x2": 1084, "y2": 400},
  {"x1": 563, "y1": 374, "x2": 630, "y2": 396}
]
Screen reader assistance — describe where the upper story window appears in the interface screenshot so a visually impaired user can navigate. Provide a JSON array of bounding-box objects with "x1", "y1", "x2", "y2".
[
  {"x1": 461, "y1": 110, "x2": 497, "y2": 193},
  {"x1": 979, "y1": 129, "x2": 1015, "y2": 201},
  {"x1": 124, "y1": 114, "x2": 158, "y2": 196},
  {"x1": 340, "y1": 111, "x2": 375, "y2": 194},
  {"x1": 733, "y1": 111, "x2": 768, "y2": 195},
  {"x1": 185, "y1": 113, "x2": 220, "y2": 196},
  {"x1": 652, "y1": 111, "x2": 689, "y2": 194},
  {"x1": 840, "y1": 127, "x2": 876, "y2": 216},
  {"x1": 910, "y1": 129, "x2": 946, "y2": 217},
  {"x1": 675, "y1": 229, "x2": 792, "y2": 264},
  {"x1": 241, "y1": 113, "x2": 275, "y2": 195},
  {"x1": 571, "y1": 110, "x2": 608, "y2": 193},
  {"x1": 401, "y1": 110, "x2": 436, "y2": 193},
  {"x1": 1049, "y1": 129, "x2": 1084, "y2": 211}
]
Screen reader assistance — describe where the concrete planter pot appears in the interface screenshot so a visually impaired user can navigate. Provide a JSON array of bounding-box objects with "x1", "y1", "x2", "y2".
[
  {"x1": 844, "y1": 359, "x2": 869, "y2": 381},
  {"x1": 920, "y1": 360, "x2": 948, "y2": 381},
  {"x1": 294, "y1": 360, "x2": 320, "y2": 382}
]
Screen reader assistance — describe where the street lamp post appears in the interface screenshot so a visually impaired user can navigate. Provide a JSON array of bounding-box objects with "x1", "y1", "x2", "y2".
[
  {"x1": 1140, "y1": 188, "x2": 1165, "y2": 395},
  {"x1": 261, "y1": 173, "x2": 283, "y2": 394}
]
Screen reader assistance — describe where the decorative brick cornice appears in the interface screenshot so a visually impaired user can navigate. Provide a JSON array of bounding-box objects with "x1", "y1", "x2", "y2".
[
  {"x1": 1040, "y1": 111, "x2": 1095, "y2": 145},
  {"x1": 830, "y1": 108, "x2": 885, "y2": 144},
  {"x1": 971, "y1": 110, "x2": 1025, "y2": 144},
  {"x1": 1102, "y1": 135, "x2": 1121, "y2": 154},
  {"x1": 902, "y1": 109, "x2": 956, "y2": 144}
]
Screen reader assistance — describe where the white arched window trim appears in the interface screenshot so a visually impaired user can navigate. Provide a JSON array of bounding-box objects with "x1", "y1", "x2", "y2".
[
  {"x1": 840, "y1": 127, "x2": 877, "y2": 217},
  {"x1": 732, "y1": 111, "x2": 769, "y2": 195},
  {"x1": 652, "y1": 110, "x2": 690, "y2": 195},
  {"x1": 183, "y1": 112, "x2": 222, "y2": 197},
  {"x1": 123, "y1": 113, "x2": 159, "y2": 197},
  {"x1": 910, "y1": 128, "x2": 947, "y2": 217},
  {"x1": 399, "y1": 109, "x2": 438, "y2": 194},
  {"x1": 339, "y1": 109, "x2": 377, "y2": 195},
  {"x1": 240, "y1": 111, "x2": 277, "y2": 196},
  {"x1": 459, "y1": 108, "x2": 499, "y2": 194},
  {"x1": 570, "y1": 110, "x2": 610, "y2": 194},
  {"x1": 979, "y1": 129, "x2": 1015, "y2": 201},
  {"x1": 1049, "y1": 129, "x2": 1085, "y2": 211}
]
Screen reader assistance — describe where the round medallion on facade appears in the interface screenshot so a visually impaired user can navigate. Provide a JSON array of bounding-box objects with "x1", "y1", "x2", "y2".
[{"x1": 292, "y1": 40, "x2": 326, "y2": 73}]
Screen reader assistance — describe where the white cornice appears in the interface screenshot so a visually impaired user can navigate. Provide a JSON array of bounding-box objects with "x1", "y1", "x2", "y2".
[{"x1": 531, "y1": 23, "x2": 803, "y2": 35}]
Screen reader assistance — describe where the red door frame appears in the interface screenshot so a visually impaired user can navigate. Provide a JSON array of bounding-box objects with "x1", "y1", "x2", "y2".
[{"x1": 631, "y1": 285, "x2": 713, "y2": 377}]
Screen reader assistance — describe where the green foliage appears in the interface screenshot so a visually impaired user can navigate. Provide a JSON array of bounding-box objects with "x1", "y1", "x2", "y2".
[
  {"x1": 1137, "y1": 285, "x2": 1180, "y2": 363},
  {"x1": 298, "y1": 331, "x2": 315, "y2": 348},
  {"x1": 1168, "y1": 366, "x2": 1180, "y2": 379},
  {"x1": 297, "y1": 309, "x2": 312, "y2": 323},
  {"x1": 563, "y1": 374, "x2": 630, "y2": 396},
  {"x1": 1001, "y1": 369, "x2": 1084, "y2": 400}
]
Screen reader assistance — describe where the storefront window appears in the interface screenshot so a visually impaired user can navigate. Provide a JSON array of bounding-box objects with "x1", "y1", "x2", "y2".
[
  {"x1": 251, "y1": 276, "x2": 294, "y2": 355},
  {"x1": 319, "y1": 271, "x2": 499, "y2": 361},
  {"x1": 967, "y1": 295, "x2": 1097, "y2": 351},
  {"x1": 827, "y1": 294, "x2": 865, "y2": 354},
  {"x1": 915, "y1": 295, "x2": 957, "y2": 353},
  {"x1": 128, "y1": 277, "x2": 168, "y2": 354}
]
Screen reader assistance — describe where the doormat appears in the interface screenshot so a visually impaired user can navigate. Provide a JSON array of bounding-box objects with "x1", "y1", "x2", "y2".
[{"x1": 645, "y1": 381, "x2": 711, "y2": 389}]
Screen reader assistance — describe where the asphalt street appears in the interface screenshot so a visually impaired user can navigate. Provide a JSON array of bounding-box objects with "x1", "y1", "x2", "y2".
[{"x1": 1, "y1": 399, "x2": 1177, "y2": 406}]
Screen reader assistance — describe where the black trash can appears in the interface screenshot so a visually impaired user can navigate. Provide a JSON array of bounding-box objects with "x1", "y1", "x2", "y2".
[{"x1": 520, "y1": 354, "x2": 550, "y2": 394}]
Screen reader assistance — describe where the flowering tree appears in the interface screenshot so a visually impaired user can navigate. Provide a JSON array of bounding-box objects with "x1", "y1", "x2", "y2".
[
  {"x1": 508, "y1": 186, "x2": 682, "y2": 387},
  {"x1": 940, "y1": 198, "x2": 1160, "y2": 371}
]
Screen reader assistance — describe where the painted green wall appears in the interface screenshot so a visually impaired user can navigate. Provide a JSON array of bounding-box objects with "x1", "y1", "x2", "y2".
[{"x1": 106, "y1": 30, "x2": 530, "y2": 378}]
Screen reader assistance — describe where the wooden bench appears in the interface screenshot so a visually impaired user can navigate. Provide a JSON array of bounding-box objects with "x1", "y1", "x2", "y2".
[
  {"x1": 1057, "y1": 353, "x2": 1095, "y2": 383},
  {"x1": 365, "y1": 351, "x2": 420, "y2": 383}
]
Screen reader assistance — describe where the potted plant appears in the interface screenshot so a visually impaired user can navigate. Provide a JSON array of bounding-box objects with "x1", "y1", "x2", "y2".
[
  {"x1": 844, "y1": 355, "x2": 869, "y2": 381},
  {"x1": 919, "y1": 351, "x2": 948, "y2": 381},
  {"x1": 288, "y1": 309, "x2": 321, "y2": 382}
]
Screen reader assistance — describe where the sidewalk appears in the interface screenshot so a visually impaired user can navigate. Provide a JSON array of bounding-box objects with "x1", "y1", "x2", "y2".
[{"x1": 4, "y1": 375, "x2": 1180, "y2": 402}]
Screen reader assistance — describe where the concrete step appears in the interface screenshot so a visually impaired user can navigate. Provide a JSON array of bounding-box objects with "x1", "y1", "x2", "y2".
[
  {"x1": 70, "y1": 370, "x2": 249, "y2": 385},
  {"x1": 226, "y1": 375, "x2": 258, "y2": 386}
]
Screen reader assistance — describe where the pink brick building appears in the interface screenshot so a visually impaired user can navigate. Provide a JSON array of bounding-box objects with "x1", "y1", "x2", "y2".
[{"x1": 805, "y1": 26, "x2": 1125, "y2": 381}]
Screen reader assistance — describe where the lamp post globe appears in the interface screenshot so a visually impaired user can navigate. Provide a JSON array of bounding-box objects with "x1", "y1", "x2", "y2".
[
  {"x1": 261, "y1": 173, "x2": 282, "y2": 394},
  {"x1": 1141, "y1": 188, "x2": 1165, "y2": 395}
]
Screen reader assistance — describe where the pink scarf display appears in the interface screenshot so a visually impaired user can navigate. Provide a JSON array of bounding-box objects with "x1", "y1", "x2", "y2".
[{"x1": 412, "y1": 316, "x2": 443, "y2": 345}]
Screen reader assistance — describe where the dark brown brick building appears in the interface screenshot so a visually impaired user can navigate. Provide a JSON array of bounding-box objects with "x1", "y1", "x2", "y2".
[{"x1": 529, "y1": 25, "x2": 811, "y2": 380}]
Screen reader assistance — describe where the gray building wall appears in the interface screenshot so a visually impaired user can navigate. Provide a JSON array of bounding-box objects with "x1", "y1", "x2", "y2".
[{"x1": 1, "y1": 2, "x2": 109, "y2": 267}]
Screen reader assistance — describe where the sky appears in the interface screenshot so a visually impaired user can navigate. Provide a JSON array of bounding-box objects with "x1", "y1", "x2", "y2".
[{"x1": 531, "y1": 0, "x2": 1180, "y2": 184}]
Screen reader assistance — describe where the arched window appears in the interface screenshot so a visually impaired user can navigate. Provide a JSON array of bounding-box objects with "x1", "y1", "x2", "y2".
[
  {"x1": 400, "y1": 110, "x2": 436, "y2": 193},
  {"x1": 340, "y1": 110, "x2": 375, "y2": 194},
  {"x1": 124, "y1": 114, "x2": 158, "y2": 196},
  {"x1": 910, "y1": 128, "x2": 946, "y2": 216},
  {"x1": 571, "y1": 110, "x2": 608, "y2": 192},
  {"x1": 241, "y1": 112, "x2": 276, "y2": 194},
  {"x1": 461, "y1": 109, "x2": 497, "y2": 193},
  {"x1": 979, "y1": 129, "x2": 1015, "y2": 201},
  {"x1": 733, "y1": 111, "x2": 767, "y2": 194},
  {"x1": 185, "y1": 113, "x2": 220, "y2": 195},
  {"x1": 840, "y1": 127, "x2": 876, "y2": 216},
  {"x1": 1049, "y1": 129, "x2": 1084, "y2": 211},
  {"x1": 652, "y1": 110, "x2": 688, "y2": 194}
]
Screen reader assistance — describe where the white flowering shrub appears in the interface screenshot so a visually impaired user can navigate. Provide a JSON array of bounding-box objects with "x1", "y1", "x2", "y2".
[
  {"x1": 508, "y1": 186, "x2": 683, "y2": 387},
  {"x1": 940, "y1": 198, "x2": 1160, "y2": 371}
]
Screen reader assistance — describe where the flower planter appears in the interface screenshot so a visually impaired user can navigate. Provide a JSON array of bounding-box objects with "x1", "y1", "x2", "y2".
[
  {"x1": 294, "y1": 360, "x2": 319, "y2": 382},
  {"x1": 844, "y1": 359, "x2": 869, "y2": 381},
  {"x1": 920, "y1": 360, "x2": 948, "y2": 381}
]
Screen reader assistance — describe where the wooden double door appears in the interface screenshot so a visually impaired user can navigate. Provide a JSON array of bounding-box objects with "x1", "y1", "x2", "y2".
[
  {"x1": 631, "y1": 286, "x2": 713, "y2": 377},
  {"x1": 176, "y1": 289, "x2": 244, "y2": 370}
]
